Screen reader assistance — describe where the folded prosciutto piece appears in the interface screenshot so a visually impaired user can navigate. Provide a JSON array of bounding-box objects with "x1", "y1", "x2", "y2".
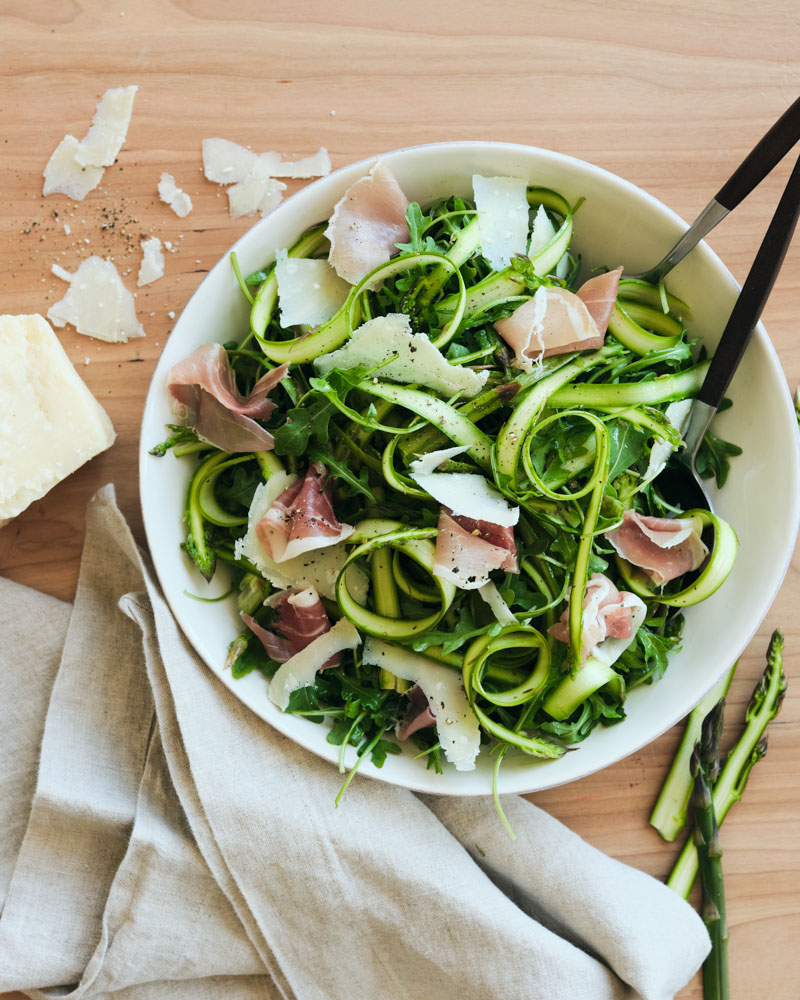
[
  {"x1": 255, "y1": 461, "x2": 353, "y2": 563},
  {"x1": 242, "y1": 585, "x2": 342, "y2": 667},
  {"x1": 576, "y1": 266, "x2": 623, "y2": 334},
  {"x1": 326, "y1": 160, "x2": 410, "y2": 284},
  {"x1": 548, "y1": 572, "x2": 646, "y2": 665},
  {"x1": 433, "y1": 509, "x2": 518, "y2": 591},
  {"x1": 605, "y1": 509, "x2": 709, "y2": 586},
  {"x1": 493, "y1": 267, "x2": 622, "y2": 371},
  {"x1": 396, "y1": 684, "x2": 437, "y2": 741},
  {"x1": 167, "y1": 342, "x2": 287, "y2": 452}
]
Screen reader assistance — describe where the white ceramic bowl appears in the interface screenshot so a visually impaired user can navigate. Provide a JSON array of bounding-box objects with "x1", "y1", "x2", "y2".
[{"x1": 140, "y1": 141, "x2": 800, "y2": 795}]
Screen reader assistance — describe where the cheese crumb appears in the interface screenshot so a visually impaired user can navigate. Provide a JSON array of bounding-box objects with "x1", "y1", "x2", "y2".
[
  {"x1": 0, "y1": 315, "x2": 115, "y2": 526},
  {"x1": 158, "y1": 172, "x2": 193, "y2": 218},
  {"x1": 48, "y1": 256, "x2": 145, "y2": 343}
]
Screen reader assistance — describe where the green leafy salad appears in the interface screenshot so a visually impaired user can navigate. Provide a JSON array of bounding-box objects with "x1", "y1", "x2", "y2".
[{"x1": 154, "y1": 163, "x2": 740, "y2": 810}]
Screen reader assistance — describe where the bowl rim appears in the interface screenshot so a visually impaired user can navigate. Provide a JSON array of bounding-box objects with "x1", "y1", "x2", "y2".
[{"x1": 139, "y1": 139, "x2": 800, "y2": 796}]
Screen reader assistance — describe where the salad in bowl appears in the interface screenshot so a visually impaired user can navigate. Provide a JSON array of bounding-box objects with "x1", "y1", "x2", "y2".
[{"x1": 140, "y1": 142, "x2": 798, "y2": 799}]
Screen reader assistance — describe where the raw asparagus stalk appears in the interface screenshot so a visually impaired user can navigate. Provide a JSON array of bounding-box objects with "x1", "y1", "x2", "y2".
[
  {"x1": 692, "y1": 703, "x2": 729, "y2": 1000},
  {"x1": 667, "y1": 630, "x2": 787, "y2": 899},
  {"x1": 650, "y1": 665, "x2": 736, "y2": 841}
]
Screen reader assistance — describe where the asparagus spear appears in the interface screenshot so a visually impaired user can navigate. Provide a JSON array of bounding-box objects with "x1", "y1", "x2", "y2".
[
  {"x1": 692, "y1": 703, "x2": 729, "y2": 1000},
  {"x1": 650, "y1": 665, "x2": 736, "y2": 841},
  {"x1": 667, "y1": 629, "x2": 787, "y2": 899}
]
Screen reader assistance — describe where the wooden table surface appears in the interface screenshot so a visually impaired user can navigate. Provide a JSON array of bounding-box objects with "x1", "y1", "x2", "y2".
[{"x1": 2, "y1": 2, "x2": 799, "y2": 996}]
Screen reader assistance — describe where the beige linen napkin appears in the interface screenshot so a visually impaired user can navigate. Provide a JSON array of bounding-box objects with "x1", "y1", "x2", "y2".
[{"x1": 0, "y1": 486, "x2": 709, "y2": 1000}]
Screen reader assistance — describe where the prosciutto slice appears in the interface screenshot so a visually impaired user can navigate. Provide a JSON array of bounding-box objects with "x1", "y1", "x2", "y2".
[
  {"x1": 493, "y1": 285, "x2": 605, "y2": 371},
  {"x1": 242, "y1": 585, "x2": 342, "y2": 667},
  {"x1": 396, "y1": 684, "x2": 437, "y2": 741},
  {"x1": 167, "y1": 342, "x2": 287, "y2": 452},
  {"x1": 326, "y1": 160, "x2": 410, "y2": 284},
  {"x1": 605, "y1": 509, "x2": 709, "y2": 585},
  {"x1": 576, "y1": 266, "x2": 623, "y2": 335},
  {"x1": 548, "y1": 572, "x2": 646, "y2": 665},
  {"x1": 255, "y1": 461, "x2": 353, "y2": 563},
  {"x1": 433, "y1": 509, "x2": 518, "y2": 591}
]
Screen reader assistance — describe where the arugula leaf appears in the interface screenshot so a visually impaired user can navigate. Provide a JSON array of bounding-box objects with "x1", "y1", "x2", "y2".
[
  {"x1": 309, "y1": 446, "x2": 376, "y2": 502},
  {"x1": 695, "y1": 429, "x2": 742, "y2": 488},
  {"x1": 395, "y1": 202, "x2": 438, "y2": 253},
  {"x1": 607, "y1": 421, "x2": 647, "y2": 481},
  {"x1": 273, "y1": 396, "x2": 336, "y2": 456}
]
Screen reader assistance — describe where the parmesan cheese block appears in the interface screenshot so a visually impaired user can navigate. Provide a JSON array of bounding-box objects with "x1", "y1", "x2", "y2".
[
  {"x1": 0, "y1": 314, "x2": 115, "y2": 526},
  {"x1": 314, "y1": 313, "x2": 489, "y2": 398},
  {"x1": 275, "y1": 250, "x2": 350, "y2": 327},
  {"x1": 472, "y1": 174, "x2": 530, "y2": 271},
  {"x1": 48, "y1": 256, "x2": 145, "y2": 343}
]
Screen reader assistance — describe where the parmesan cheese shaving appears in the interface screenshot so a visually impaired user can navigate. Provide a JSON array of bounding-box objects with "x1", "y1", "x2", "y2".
[
  {"x1": 43, "y1": 136, "x2": 105, "y2": 200},
  {"x1": 408, "y1": 452, "x2": 519, "y2": 526},
  {"x1": 642, "y1": 399, "x2": 693, "y2": 483},
  {"x1": 269, "y1": 618, "x2": 361, "y2": 711},
  {"x1": 270, "y1": 148, "x2": 331, "y2": 178},
  {"x1": 74, "y1": 85, "x2": 138, "y2": 167},
  {"x1": 275, "y1": 250, "x2": 350, "y2": 327},
  {"x1": 408, "y1": 445, "x2": 466, "y2": 476},
  {"x1": 137, "y1": 237, "x2": 165, "y2": 287},
  {"x1": 158, "y1": 173, "x2": 193, "y2": 218},
  {"x1": 202, "y1": 138, "x2": 274, "y2": 184},
  {"x1": 472, "y1": 174, "x2": 530, "y2": 271},
  {"x1": 0, "y1": 314, "x2": 115, "y2": 526},
  {"x1": 362, "y1": 638, "x2": 481, "y2": 771},
  {"x1": 477, "y1": 581, "x2": 518, "y2": 626},
  {"x1": 48, "y1": 256, "x2": 145, "y2": 343},
  {"x1": 314, "y1": 313, "x2": 489, "y2": 398},
  {"x1": 43, "y1": 86, "x2": 137, "y2": 200},
  {"x1": 226, "y1": 157, "x2": 286, "y2": 219},
  {"x1": 235, "y1": 478, "x2": 367, "y2": 602}
]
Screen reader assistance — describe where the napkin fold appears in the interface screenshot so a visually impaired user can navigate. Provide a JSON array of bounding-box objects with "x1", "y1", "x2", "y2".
[{"x1": 0, "y1": 486, "x2": 709, "y2": 1000}]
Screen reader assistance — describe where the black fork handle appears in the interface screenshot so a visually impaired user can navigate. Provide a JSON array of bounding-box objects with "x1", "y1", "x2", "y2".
[
  {"x1": 715, "y1": 95, "x2": 800, "y2": 211},
  {"x1": 699, "y1": 150, "x2": 800, "y2": 409}
]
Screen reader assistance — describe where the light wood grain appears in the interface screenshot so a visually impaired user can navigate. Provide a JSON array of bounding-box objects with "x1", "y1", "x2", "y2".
[{"x1": 1, "y1": 2, "x2": 799, "y2": 997}]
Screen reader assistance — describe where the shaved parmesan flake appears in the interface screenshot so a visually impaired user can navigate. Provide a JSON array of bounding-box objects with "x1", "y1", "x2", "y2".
[
  {"x1": 138, "y1": 237, "x2": 165, "y2": 287},
  {"x1": 158, "y1": 173, "x2": 193, "y2": 218},
  {"x1": 43, "y1": 86, "x2": 137, "y2": 200},
  {"x1": 275, "y1": 249, "x2": 350, "y2": 327},
  {"x1": 478, "y1": 581, "x2": 517, "y2": 626},
  {"x1": 408, "y1": 454, "x2": 519, "y2": 527},
  {"x1": 48, "y1": 256, "x2": 144, "y2": 343},
  {"x1": 643, "y1": 399, "x2": 693, "y2": 483},
  {"x1": 269, "y1": 618, "x2": 361, "y2": 710},
  {"x1": 204, "y1": 138, "x2": 260, "y2": 182},
  {"x1": 74, "y1": 85, "x2": 138, "y2": 167},
  {"x1": 270, "y1": 148, "x2": 331, "y2": 179},
  {"x1": 409, "y1": 471, "x2": 519, "y2": 526},
  {"x1": 408, "y1": 445, "x2": 466, "y2": 476},
  {"x1": 362, "y1": 638, "x2": 480, "y2": 771},
  {"x1": 314, "y1": 313, "x2": 488, "y2": 398},
  {"x1": 43, "y1": 136, "x2": 104, "y2": 200},
  {"x1": 235, "y1": 478, "x2": 367, "y2": 602},
  {"x1": 226, "y1": 158, "x2": 286, "y2": 219},
  {"x1": 472, "y1": 174, "x2": 529, "y2": 271}
]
